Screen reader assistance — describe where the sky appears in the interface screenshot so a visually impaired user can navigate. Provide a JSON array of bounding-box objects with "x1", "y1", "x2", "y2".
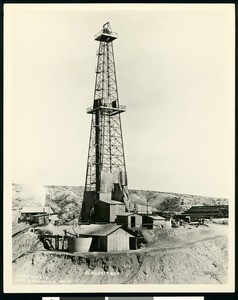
[{"x1": 5, "y1": 4, "x2": 235, "y2": 198}]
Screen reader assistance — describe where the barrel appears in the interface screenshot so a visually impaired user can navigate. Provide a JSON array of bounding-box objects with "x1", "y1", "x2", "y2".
[{"x1": 67, "y1": 237, "x2": 92, "y2": 253}]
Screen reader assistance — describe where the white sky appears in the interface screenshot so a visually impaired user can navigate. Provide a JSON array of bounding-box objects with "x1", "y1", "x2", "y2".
[{"x1": 5, "y1": 4, "x2": 235, "y2": 198}]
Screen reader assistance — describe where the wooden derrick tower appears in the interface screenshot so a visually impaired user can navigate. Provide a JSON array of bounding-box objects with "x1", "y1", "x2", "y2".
[{"x1": 82, "y1": 22, "x2": 130, "y2": 223}]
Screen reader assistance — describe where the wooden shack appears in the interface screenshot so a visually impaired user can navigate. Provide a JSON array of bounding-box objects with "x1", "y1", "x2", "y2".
[
  {"x1": 77, "y1": 224, "x2": 137, "y2": 252},
  {"x1": 116, "y1": 212, "x2": 142, "y2": 228},
  {"x1": 94, "y1": 199, "x2": 126, "y2": 223},
  {"x1": 20, "y1": 206, "x2": 55, "y2": 224},
  {"x1": 32, "y1": 213, "x2": 59, "y2": 225},
  {"x1": 142, "y1": 215, "x2": 166, "y2": 229}
]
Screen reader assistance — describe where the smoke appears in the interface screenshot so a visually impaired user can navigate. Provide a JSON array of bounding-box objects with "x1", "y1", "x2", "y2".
[
  {"x1": 22, "y1": 182, "x2": 47, "y2": 207},
  {"x1": 19, "y1": 169, "x2": 49, "y2": 207}
]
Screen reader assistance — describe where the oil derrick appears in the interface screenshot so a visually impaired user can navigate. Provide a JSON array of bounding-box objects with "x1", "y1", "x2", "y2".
[{"x1": 81, "y1": 22, "x2": 130, "y2": 223}]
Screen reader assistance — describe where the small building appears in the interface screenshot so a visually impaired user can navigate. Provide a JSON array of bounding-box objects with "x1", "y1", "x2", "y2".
[
  {"x1": 32, "y1": 213, "x2": 59, "y2": 225},
  {"x1": 20, "y1": 206, "x2": 55, "y2": 224},
  {"x1": 142, "y1": 215, "x2": 166, "y2": 229},
  {"x1": 116, "y1": 212, "x2": 143, "y2": 228},
  {"x1": 69, "y1": 224, "x2": 137, "y2": 252},
  {"x1": 94, "y1": 198, "x2": 126, "y2": 223}
]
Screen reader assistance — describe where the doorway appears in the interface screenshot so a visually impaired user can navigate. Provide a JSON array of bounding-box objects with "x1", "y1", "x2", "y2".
[{"x1": 131, "y1": 216, "x2": 136, "y2": 227}]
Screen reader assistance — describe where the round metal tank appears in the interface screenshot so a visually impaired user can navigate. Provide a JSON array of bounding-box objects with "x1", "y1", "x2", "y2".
[{"x1": 67, "y1": 237, "x2": 92, "y2": 253}]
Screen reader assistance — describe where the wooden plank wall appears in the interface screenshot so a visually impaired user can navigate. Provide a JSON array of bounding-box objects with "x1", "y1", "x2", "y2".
[{"x1": 107, "y1": 228, "x2": 132, "y2": 251}]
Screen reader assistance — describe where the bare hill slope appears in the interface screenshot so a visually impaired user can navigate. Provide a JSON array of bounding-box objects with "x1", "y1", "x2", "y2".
[
  {"x1": 12, "y1": 224, "x2": 228, "y2": 284},
  {"x1": 12, "y1": 184, "x2": 228, "y2": 224}
]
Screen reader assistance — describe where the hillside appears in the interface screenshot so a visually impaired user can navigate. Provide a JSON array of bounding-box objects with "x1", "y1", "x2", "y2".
[
  {"x1": 130, "y1": 189, "x2": 228, "y2": 212},
  {"x1": 12, "y1": 183, "x2": 228, "y2": 224}
]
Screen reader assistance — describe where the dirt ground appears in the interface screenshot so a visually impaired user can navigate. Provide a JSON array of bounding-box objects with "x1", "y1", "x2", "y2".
[
  {"x1": 12, "y1": 223, "x2": 228, "y2": 284},
  {"x1": 141, "y1": 222, "x2": 228, "y2": 251}
]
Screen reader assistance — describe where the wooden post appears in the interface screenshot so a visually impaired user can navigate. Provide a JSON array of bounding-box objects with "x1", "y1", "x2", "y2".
[{"x1": 55, "y1": 235, "x2": 59, "y2": 250}]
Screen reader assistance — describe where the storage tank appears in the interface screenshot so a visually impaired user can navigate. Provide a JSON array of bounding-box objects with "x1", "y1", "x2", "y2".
[
  {"x1": 119, "y1": 170, "x2": 127, "y2": 186},
  {"x1": 67, "y1": 236, "x2": 92, "y2": 253}
]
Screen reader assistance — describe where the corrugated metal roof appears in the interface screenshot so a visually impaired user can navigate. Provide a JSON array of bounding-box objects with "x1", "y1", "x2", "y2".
[
  {"x1": 21, "y1": 206, "x2": 54, "y2": 214},
  {"x1": 78, "y1": 224, "x2": 133, "y2": 237}
]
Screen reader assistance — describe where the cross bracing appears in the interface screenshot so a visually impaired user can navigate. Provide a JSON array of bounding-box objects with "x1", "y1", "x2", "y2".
[{"x1": 84, "y1": 23, "x2": 127, "y2": 200}]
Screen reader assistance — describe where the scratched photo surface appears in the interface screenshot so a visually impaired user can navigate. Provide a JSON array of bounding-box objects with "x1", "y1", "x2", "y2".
[{"x1": 4, "y1": 3, "x2": 234, "y2": 293}]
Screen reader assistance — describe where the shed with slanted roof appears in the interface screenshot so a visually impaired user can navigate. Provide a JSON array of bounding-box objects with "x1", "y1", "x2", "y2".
[
  {"x1": 76, "y1": 224, "x2": 137, "y2": 252},
  {"x1": 142, "y1": 215, "x2": 166, "y2": 229},
  {"x1": 94, "y1": 197, "x2": 126, "y2": 223},
  {"x1": 20, "y1": 206, "x2": 55, "y2": 224},
  {"x1": 116, "y1": 212, "x2": 142, "y2": 228}
]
